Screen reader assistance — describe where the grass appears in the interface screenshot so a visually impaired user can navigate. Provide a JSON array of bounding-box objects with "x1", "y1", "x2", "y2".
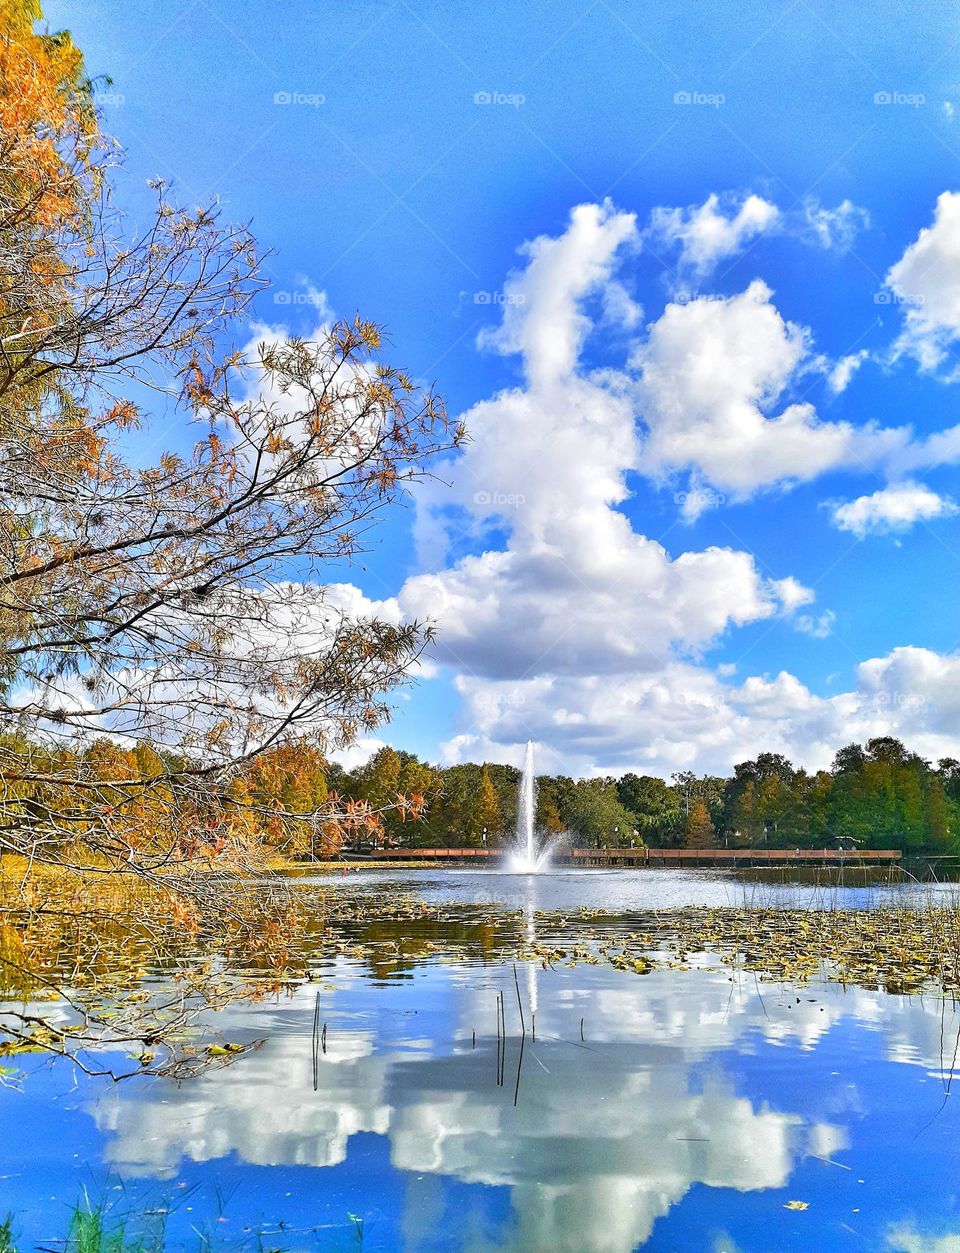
[
  {"x1": 0, "y1": 1199, "x2": 301, "y2": 1253},
  {"x1": 67, "y1": 1204, "x2": 156, "y2": 1253}
]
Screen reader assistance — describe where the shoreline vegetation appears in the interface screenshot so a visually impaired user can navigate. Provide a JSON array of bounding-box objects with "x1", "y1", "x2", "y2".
[{"x1": 7, "y1": 734, "x2": 960, "y2": 867}]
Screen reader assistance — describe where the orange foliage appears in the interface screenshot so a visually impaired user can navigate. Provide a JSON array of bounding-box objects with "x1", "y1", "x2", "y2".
[{"x1": 0, "y1": 0, "x2": 100, "y2": 229}]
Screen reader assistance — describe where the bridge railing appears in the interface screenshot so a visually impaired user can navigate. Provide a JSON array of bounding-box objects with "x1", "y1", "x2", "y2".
[{"x1": 366, "y1": 846, "x2": 902, "y2": 863}]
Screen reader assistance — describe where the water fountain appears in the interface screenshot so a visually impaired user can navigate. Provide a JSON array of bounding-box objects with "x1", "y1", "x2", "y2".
[{"x1": 504, "y1": 740, "x2": 552, "y2": 872}]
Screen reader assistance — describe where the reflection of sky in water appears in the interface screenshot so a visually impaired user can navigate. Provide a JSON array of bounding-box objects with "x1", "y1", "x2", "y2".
[
  {"x1": 297, "y1": 866, "x2": 960, "y2": 914},
  {"x1": 4, "y1": 946, "x2": 960, "y2": 1251}
]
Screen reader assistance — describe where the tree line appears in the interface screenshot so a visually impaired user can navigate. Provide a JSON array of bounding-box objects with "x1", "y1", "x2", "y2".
[
  {"x1": 4, "y1": 730, "x2": 958, "y2": 859},
  {"x1": 323, "y1": 736, "x2": 960, "y2": 855}
]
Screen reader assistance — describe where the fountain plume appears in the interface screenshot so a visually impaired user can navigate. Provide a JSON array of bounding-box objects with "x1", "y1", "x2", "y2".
[{"x1": 505, "y1": 740, "x2": 551, "y2": 872}]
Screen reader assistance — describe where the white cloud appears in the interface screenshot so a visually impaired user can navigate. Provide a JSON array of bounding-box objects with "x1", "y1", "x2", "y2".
[
  {"x1": 887, "y1": 191, "x2": 960, "y2": 373},
  {"x1": 827, "y1": 349, "x2": 869, "y2": 394},
  {"x1": 830, "y1": 481, "x2": 958, "y2": 537},
  {"x1": 801, "y1": 197, "x2": 870, "y2": 251},
  {"x1": 645, "y1": 193, "x2": 868, "y2": 287},
  {"x1": 439, "y1": 644, "x2": 960, "y2": 778},
  {"x1": 328, "y1": 737, "x2": 389, "y2": 771},
  {"x1": 398, "y1": 208, "x2": 809, "y2": 688},
  {"x1": 632, "y1": 281, "x2": 897, "y2": 508},
  {"x1": 304, "y1": 201, "x2": 960, "y2": 776},
  {"x1": 478, "y1": 199, "x2": 638, "y2": 387},
  {"x1": 888, "y1": 1229, "x2": 960, "y2": 1253},
  {"x1": 646, "y1": 192, "x2": 780, "y2": 281},
  {"x1": 795, "y1": 609, "x2": 836, "y2": 639},
  {"x1": 769, "y1": 576, "x2": 815, "y2": 613}
]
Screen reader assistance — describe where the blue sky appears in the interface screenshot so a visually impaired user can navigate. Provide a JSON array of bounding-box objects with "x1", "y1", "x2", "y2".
[{"x1": 52, "y1": 0, "x2": 960, "y2": 777}]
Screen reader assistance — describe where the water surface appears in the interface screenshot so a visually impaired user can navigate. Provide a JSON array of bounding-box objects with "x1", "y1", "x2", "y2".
[{"x1": 4, "y1": 867, "x2": 960, "y2": 1251}]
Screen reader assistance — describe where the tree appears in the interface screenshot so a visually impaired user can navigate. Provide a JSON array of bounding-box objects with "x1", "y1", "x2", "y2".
[
  {"x1": 565, "y1": 780, "x2": 635, "y2": 848},
  {"x1": 726, "y1": 778, "x2": 762, "y2": 846},
  {"x1": 617, "y1": 773, "x2": 681, "y2": 842},
  {"x1": 358, "y1": 748, "x2": 402, "y2": 815},
  {"x1": 832, "y1": 743, "x2": 867, "y2": 776},
  {"x1": 0, "y1": 2, "x2": 461, "y2": 1072},
  {"x1": 536, "y1": 790, "x2": 564, "y2": 835},
  {"x1": 472, "y1": 765, "x2": 501, "y2": 845},
  {"x1": 0, "y1": 164, "x2": 457, "y2": 875},
  {"x1": 683, "y1": 799, "x2": 716, "y2": 849}
]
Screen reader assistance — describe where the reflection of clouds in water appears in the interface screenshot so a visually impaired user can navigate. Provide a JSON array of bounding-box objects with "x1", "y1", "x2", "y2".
[
  {"x1": 758, "y1": 982, "x2": 960, "y2": 1076},
  {"x1": 392, "y1": 1058, "x2": 803, "y2": 1253},
  {"x1": 95, "y1": 988, "x2": 389, "y2": 1176},
  {"x1": 807, "y1": 1121, "x2": 850, "y2": 1161},
  {"x1": 90, "y1": 965, "x2": 960, "y2": 1253}
]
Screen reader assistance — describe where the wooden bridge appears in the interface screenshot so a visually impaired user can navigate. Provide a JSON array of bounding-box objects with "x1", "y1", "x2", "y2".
[{"x1": 366, "y1": 846, "x2": 902, "y2": 867}]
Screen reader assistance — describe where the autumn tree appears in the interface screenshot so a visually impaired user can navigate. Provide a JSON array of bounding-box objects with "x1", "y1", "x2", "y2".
[
  {"x1": 473, "y1": 765, "x2": 501, "y2": 844},
  {"x1": 0, "y1": 6, "x2": 458, "y2": 882},
  {"x1": 683, "y1": 799, "x2": 716, "y2": 849}
]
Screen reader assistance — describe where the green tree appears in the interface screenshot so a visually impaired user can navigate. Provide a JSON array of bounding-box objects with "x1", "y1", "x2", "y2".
[
  {"x1": 565, "y1": 781, "x2": 636, "y2": 848},
  {"x1": 617, "y1": 773, "x2": 681, "y2": 843}
]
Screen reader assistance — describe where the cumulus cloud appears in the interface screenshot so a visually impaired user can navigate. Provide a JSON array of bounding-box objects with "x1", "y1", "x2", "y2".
[
  {"x1": 646, "y1": 192, "x2": 780, "y2": 281},
  {"x1": 478, "y1": 200, "x2": 638, "y2": 386},
  {"x1": 633, "y1": 281, "x2": 898, "y2": 510},
  {"x1": 888, "y1": 1229, "x2": 960, "y2": 1253},
  {"x1": 645, "y1": 192, "x2": 869, "y2": 288},
  {"x1": 830, "y1": 481, "x2": 958, "y2": 537},
  {"x1": 310, "y1": 201, "x2": 960, "y2": 776},
  {"x1": 795, "y1": 609, "x2": 836, "y2": 639},
  {"x1": 887, "y1": 191, "x2": 960, "y2": 373},
  {"x1": 328, "y1": 736, "x2": 389, "y2": 771},
  {"x1": 397, "y1": 206, "x2": 810, "y2": 694},
  {"x1": 439, "y1": 645, "x2": 960, "y2": 778}
]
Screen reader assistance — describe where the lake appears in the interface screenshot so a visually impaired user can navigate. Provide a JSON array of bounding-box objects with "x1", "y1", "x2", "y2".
[{"x1": 3, "y1": 867, "x2": 960, "y2": 1252}]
